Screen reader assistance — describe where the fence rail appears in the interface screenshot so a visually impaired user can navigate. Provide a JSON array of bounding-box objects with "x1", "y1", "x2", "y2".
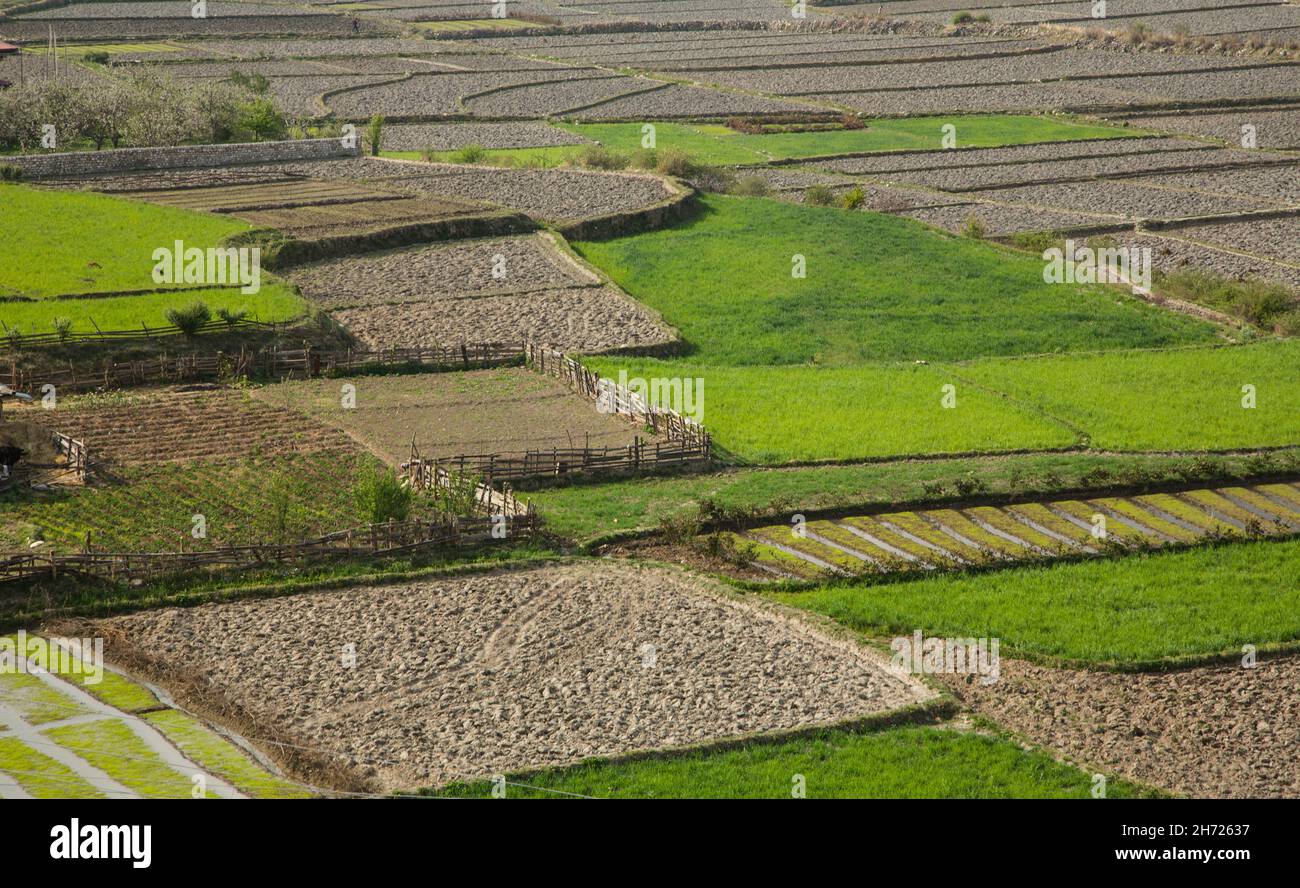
[
  {"x1": 0, "y1": 513, "x2": 538, "y2": 586},
  {"x1": 415, "y1": 437, "x2": 708, "y2": 484},
  {"x1": 526, "y1": 343, "x2": 711, "y2": 455},
  {"x1": 1, "y1": 343, "x2": 527, "y2": 394},
  {"x1": 402, "y1": 447, "x2": 537, "y2": 517},
  {"x1": 0, "y1": 316, "x2": 290, "y2": 349}
]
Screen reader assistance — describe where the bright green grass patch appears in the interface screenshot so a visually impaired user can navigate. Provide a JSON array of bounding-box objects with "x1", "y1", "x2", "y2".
[
  {"x1": 574, "y1": 195, "x2": 1214, "y2": 365},
  {"x1": 55, "y1": 667, "x2": 158, "y2": 715},
  {"x1": 774, "y1": 537, "x2": 1300, "y2": 665},
  {"x1": 0, "y1": 671, "x2": 91, "y2": 725},
  {"x1": 0, "y1": 183, "x2": 265, "y2": 299},
  {"x1": 557, "y1": 115, "x2": 1139, "y2": 164},
  {"x1": 958, "y1": 340, "x2": 1300, "y2": 451},
  {"x1": 526, "y1": 449, "x2": 1300, "y2": 543},
  {"x1": 582, "y1": 358, "x2": 1076, "y2": 463},
  {"x1": 0, "y1": 452, "x2": 403, "y2": 552},
  {"x1": 0, "y1": 286, "x2": 306, "y2": 337},
  {"x1": 142, "y1": 709, "x2": 310, "y2": 799},
  {"x1": 44, "y1": 718, "x2": 218, "y2": 798},
  {"x1": 433, "y1": 724, "x2": 1151, "y2": 798},
  {"x1": 0, "y1": 735, "x2": 104, "y2": 799}
]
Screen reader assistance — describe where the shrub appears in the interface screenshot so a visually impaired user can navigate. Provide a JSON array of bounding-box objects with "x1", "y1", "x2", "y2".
[
  {"x1": 962, "y1": 215, "x2": 986, "y2": 239},
  {"x1": 630, "y1": 147, "x2": 658, "y2": 170},
  {"x1": 165, "y1": 302, "x2": 211, "y2": 336},
  {"x1": 952, "y1": 12, "x2": 974, "y2": 24},
  {"x1": 448, "y1": 143, "x2": 487, "y2": 164},
  {"x1": 842, "y1": 186, "x2": 866, "y2": 210},
  {"x1": 51, "y1": 317, "x2": 73, "y2": 342},
  {"x1": 655, "y1": 148, "x2": 695, "y2": 178},
  {"x1": 1231, "y1": 281, "x2": 1294, "y2": 327},
  {"x1": 228, "y1": 70, "x2": 271, "y2": 95},
  {"x1": 803, "y1": 185, "x2": 837, "y2": 206},
  {"x1": 692, "y1": 164, "x2": 736, "y2": 193},
  {"x1": 0, "y1": 164, "x2": 22, "y2": 182},
  {"x1": 578, "y1": 144, "x2": 629, "y2": 170},
  {"x1": 731, "y1": 175, "x2": 771, "y2": 197},
  {"x1": 82, "y1": 51, "x2": 110, "y2": 65},
  {"x1": 216, "y1": 307, "x2": 248, "y2": 328},
  {"x1": 1272, "y1": 308, "x2": 1300, "y2": 337},
  {"x1": 366, "y1": 114, "x2": 384, "y2": 157},
  {"x1": 840, "y1": 113, "x2": 865, "y2": 130},
  {"x1": 354, "y1": 466, "x2": 414, "y2": 525},
  {"x1": 1009, "y1": 230, "x2": 1061, "y2": 254},
  {"x1": 235, "y1": 97, "x2": 286, "y2": 142}
]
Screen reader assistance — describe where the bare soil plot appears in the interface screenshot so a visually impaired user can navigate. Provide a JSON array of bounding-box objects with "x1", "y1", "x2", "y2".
[
  {"x1": 234, "y1": 195, "x2": 493, "y2": 237},
  {"x1": 1169, "y1": 216, "x2": 1300, "y2": 265},
  {"x1": 267, "y1": 74, "x2": 394, "y2": 117},
  {"x1": 12, "y1": 387, "x2": 360, "y2": 466},
  {"x1": 464, "y1": 74, "x2": 665, "y2": 117},
  {"x1": 967, "y1": 180, "x2": 1271, "y2": 221},
  {"x1": 19, "y1": 1, "x2": 324, "y2": 18},
  {"x1": 899, "y1": 202, "x2": 1105, "y2": 235},
  {"x1": 326, "y1": 70, "x2": 599, "y2": 118},
  {"x1": 334, "y1": 285, "x2": 677, "y2": 353},
  {"x1": 808, "y1": 136, "x2": 1193, "y2": 176},
  {"x1": 368, "y1": 163, "x2": 677, "y2": 224},
  {"x1": 122, "y1": 180, "x2": 404, "y2": 213},
  {"x1": 39, "y1": 169, "x2": 301, "y2": 193},
  {"x1": 287, "y1": 235, "x2": 595, "y2": 310},
  {"x1": 1118, "y1": 106, "x2": 1300, "y2": 149},
  {"x1": 1117, "y1": 233, "x2": 1300, "y2": 292},
  {"x1": 195, "y1": 38, "x2": 459, "y2": 58},
  {"x1": 249, "y1": 368, "x2": 656, "y2": 462},
  {"x1": 941, "y1": 653, "x2": 1300, "y2": 798},
  {"x1": 576, "y1": 83, "x2": 822, "y2": 119},
  {"x1": 97, "y1": 561, "x2": 930, "y2": 791},
  {"x1": 0, "y1": 15, "x2": 373, "y2": 40},
  {"x1": 383, "y1": 121, "x2": 593, "y2": 151},
  {"x1": 877, "y1": 148, "x2": 1280, "y2": 192},
  {"x1": 825, "y1": 81, "x2": 1143, "y2": 115},
  {"x1": 1134, "y1": 163, "x2": 1300, "y2": 207}
]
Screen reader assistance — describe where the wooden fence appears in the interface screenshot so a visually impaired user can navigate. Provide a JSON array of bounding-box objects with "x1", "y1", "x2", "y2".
[
  {"x1": 526, "y1": 344, "x2": 711, "y2": 454},
  {"x1": 0, "y1": 513, "x2": 538, "y2": 586},
  {"x1": 402, "y1": 447, "x2": 536, "y2": 517},
  {"x1": 414, "y1": 437, "x2": 709, "y2": 484},
  {"x1": 51, "y1": 432, "x2": 88, "y2": 480},
  {"x1": 1, "y1": 343, "x2": 527, "y2": 395},
  {"x1": 0, "y1": 316, "x2": 289, "y2": 350}
]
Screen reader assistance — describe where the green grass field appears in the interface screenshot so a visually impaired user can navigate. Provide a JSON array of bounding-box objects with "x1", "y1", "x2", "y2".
[
  {"x1": 0, "y1": 184, "x2": 306, "y2": 335},
  {"x1": 433, "y1": 724, "x2": 1152, "y2": 798},
  {"x1": 773, "y1": 537, "x2": 1300, "y2": 666},
  {"x1": 956, "y1": 340, "x2": 1300, "y2": 451},
  {"x1": 575, "y1": 195, "x2": 1211, "y2": 366},
  {"x1": 559, "y1": 116, "x2": 1138, "y2": 163},
  {"x1": 571, "y1": 194, "x2": 1252, "y2": 463},
  {"x1": 583, "y1": 358, "x2": 1077, "y2": 462}
]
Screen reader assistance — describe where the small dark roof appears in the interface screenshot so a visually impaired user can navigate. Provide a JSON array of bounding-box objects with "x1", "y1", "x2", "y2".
[{"x1": 0, "y1": 43, "x2": 21, "y2": 53}]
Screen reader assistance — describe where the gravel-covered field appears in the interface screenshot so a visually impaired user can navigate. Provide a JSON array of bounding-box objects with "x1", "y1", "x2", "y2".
[
  {"x1": 1171, "y1": 216, "x2": 1300, "y2": 265},
  {"x1": 383, "y1": 121, "x2": 593, "y2": 151},
  {"x1": 288, "y1": 234, "x2": 594, "y2": 309},
  {"x1": 334, "y1": 285, "x2": 677, "y2": 353},
  {"x1": 0, "y1": 15, "x2": 374, "y2": 40},
  {"x1": 372, "y1": 163, "x2": 678, "y2": 223},
  {"x1": 19, "y1": 1, "x2": 322, "y2": 17},
  {"x1": 463, "y1": 74, "x2": 664, "y2": 117},
  {"x1": 100, "y1": 562, "x2": 930, "y2": 791},
  {"x1": 576, "y1": 82, "x2": 820, "y2": 118},
  {"x1": 1119, "y1": 233, "x2": 1300, "y2": 292},
  {"x1": 806, "y1": 136, "x2": 1190, "y2": 176},
  {"x1": 967, "y1": 180, "x2": 1272, "y2": 221},
  {"x1": 1117, "y1": 106, "x2": 1300, "y2": 149},
  {"x1": 327, "y1": 69, "x2": 597, "y2": 118},
  {"x1": 941, "y1": 653, "x2": 1300, "y2": 798},
  {"x1": 899, "y1": 201, "x2": 1108, "y2": 235},
  {"x1": 1137, "y1": 163, "x2": 1300, "y2": 207},
  {"x1": 235, "y1": 194, "x2": 493, "y2": 237}
]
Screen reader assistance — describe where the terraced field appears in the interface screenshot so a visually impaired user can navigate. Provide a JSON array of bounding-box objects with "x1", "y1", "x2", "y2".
[
  {"x1": 0, "y1": 634, "x2": 308, "y2": 799},
  {"x1": 735, "y1": 482, "x2": 1300, "y2": 578}
]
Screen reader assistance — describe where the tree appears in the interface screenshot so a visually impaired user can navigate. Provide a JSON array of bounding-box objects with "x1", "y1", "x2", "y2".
[
  {"x1": 235, "y1": 96, "x2": 287, "y2": 142},
  {"x1": 365, "y1": 114, "x2": 385, "y2": 156}
]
